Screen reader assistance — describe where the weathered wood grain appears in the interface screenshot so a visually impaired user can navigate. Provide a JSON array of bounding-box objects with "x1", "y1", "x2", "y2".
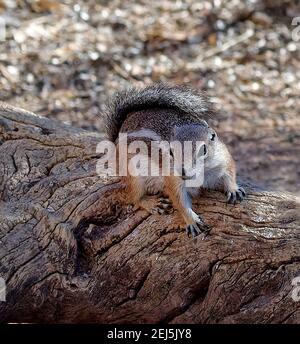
[{"x1": 0, "y1": 102, "x2": 299, "y2": 323}]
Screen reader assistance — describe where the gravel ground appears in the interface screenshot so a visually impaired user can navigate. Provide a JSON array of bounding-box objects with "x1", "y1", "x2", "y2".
[{"x1": 0, "y1": 0, "x2": 299, "y2": 193}]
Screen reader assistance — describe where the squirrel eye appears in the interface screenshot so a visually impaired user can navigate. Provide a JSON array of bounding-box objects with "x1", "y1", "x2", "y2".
[{"x1": 211, "y1": 133, "x2": 216, "y2": 141}]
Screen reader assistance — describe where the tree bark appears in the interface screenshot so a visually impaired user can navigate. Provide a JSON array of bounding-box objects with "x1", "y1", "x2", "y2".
[{"x1": 0, "y1": 102, "x2": 299, "y2": 324}]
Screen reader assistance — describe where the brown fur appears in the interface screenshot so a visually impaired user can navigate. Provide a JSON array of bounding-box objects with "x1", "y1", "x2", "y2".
[{"x1": 109, "y1": 89, "x2": 245, "y2": 237}]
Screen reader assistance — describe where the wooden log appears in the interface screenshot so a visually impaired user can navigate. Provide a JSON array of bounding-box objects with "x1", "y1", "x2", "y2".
[{"x1": 0, "y1": 102, "x2": 299, "y2": 323}]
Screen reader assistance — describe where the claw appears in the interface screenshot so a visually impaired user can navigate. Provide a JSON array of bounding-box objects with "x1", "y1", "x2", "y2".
[
  {"x1": 157, "y1": 203, "x2": 170, "y2": 210},
  {"x1": 236, "y1": 189, "x2": 244, "y2": 202},
  {"x1": 186, "y1": 222, "x2": 211, "y2": 238},
  {"x1": 151, "y1": 197, "x2": 173, "y2": 215},
  {"x1": 186, "y1": 224, "x2": 201, "y2": 238},
  {"x1": 159, "y1": 197, "x2": 172, "y2": 205},
  {"x1": 239, "y1": 187, "x2": 246, "y2": 197},
  {"x1": 227, "y1": 187, "x2": 246, "y2": 205},
  {"x1": 229, "y1": 192, "x2": 237, "y2": 204}
]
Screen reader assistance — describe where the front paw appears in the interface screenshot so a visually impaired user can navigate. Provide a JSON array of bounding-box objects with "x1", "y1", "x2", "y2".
[
  {"x1": 226, "y1": 187, "x2": 246, "y2": 204},
  {"x1": 186, "y1": 222, "x2": 211, "y2": 238},
  {"x1": 185, "y1": 209, "x2": 211, "y2": 237}
]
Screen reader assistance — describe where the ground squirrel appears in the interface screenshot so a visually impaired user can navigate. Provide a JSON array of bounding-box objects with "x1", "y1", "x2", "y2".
[{"x1": 104, "y1": 84, "x2": 246, "y2": 237}]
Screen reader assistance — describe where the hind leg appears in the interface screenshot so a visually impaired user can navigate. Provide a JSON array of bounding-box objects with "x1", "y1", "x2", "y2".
[
  {"x1": 129, "y1": 176, "x2": 172, "y2": 214},
  {"x1": 127, "y1": 175, "x2": 146, "y2": 210}
]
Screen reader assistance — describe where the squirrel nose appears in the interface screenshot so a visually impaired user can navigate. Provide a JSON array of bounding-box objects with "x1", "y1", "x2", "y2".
[{"x1": 182, "y1": 167, "x2": 186, "y2": 177}]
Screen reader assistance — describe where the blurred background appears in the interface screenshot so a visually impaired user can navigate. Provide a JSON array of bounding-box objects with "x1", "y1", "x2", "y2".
[{"x1": 0, "y1": 0, "x2": 299, "y2": 194}]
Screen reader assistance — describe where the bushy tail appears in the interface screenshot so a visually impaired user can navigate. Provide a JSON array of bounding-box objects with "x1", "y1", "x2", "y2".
[{"x1": 104, "y1": 83, "x2": 214, "y2": 141}]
